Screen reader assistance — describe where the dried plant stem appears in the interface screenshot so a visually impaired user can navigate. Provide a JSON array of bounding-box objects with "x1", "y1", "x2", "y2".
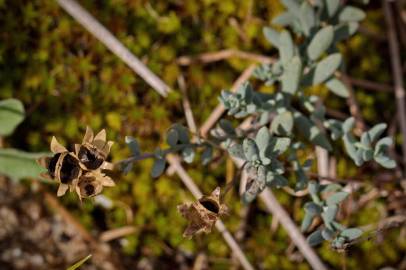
[
  {"x1": 341, "y1": 74, "x2": 366, "y2": 132},
  {"x1": 384, "y1": 0, "x2": 406, "y2": 176},
  {"x1": 346, "y1": 77, "x2": 393, "y2": 93},
  {"x1": 166, "y1": 155, "x2": 255, "y2": 270},
  {"x1": 56, "y1": 0, "x2": 170, "y2": 97},
  {"x1": 200, "y1": 64, "x2": 256, "y2": 137},
  {"x1": 177, "y1": 49, "x2": 274, "y2": 66},
  {"x1": 100, "y1": 226, "x2": 137, "y2": 242},
  {"x1": 231, "y1": 158, "x2": 328, "y2": 270},
  {"x1": 178, "y1": 74, "x2": 198, "y2": 135}
]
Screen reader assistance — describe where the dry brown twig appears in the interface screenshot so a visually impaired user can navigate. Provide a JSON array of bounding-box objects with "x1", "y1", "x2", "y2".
[
  {"x1": 56, "y1": 0, "x2": 171, "y2": 97},
  {"x1": 177, "y1": 49, "x2": 274, "y2": 66}
]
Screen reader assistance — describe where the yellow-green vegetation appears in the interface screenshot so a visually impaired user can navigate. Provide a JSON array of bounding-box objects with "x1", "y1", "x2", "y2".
[{"x1": 0, "y1": 0, "x2": 404, "y2": 269}]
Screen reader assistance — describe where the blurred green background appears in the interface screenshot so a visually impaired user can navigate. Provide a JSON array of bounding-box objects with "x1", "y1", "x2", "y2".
[{"x1": 0, "y1": 0, "x2": 405, "y2": 269}]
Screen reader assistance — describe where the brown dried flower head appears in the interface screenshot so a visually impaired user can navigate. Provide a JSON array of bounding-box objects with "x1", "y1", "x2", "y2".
[
  {"x1": 177, "y1": 187, "x2": 228, "y2": 239},
  {"x1": 37, "y1": 128, "x2": 115, "y2": 199},
  {"x1": 39, "y1": 136, "x2": 82, "y2": 196},
  {"x1": 74, "y1": 170, "x2": 115, "y2": 200},
  {"x1": 75, "y1": 127, "x2": 114, "y2": 170}
]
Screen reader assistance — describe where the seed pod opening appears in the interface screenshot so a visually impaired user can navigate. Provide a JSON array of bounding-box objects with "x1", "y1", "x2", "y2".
[
  {"x1": 59, "y1": 153, "x2": 81, "y2": 183},
  {"x1": 78, "y1": 145, "x2": 105, "y2": 170},
  {"x1": 199, "y1": 198, "x2": 220, "y2": 214}
]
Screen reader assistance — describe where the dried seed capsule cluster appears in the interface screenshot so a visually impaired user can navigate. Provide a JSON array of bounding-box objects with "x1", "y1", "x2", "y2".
[
  {"x1": 177, "y1": 187, "x2": 228, "y2": 239},
  {"x1": 39, "y1": 127, "x2": 115, "y2": 200}
]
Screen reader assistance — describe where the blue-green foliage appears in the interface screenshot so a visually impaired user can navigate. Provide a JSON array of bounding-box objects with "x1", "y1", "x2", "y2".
[
  {"x1": 123, "y1": 0, "x2": 395, "y2": 250},
  {"x1": 218, "y1": 0, "x2": 395, "y2": 248}
]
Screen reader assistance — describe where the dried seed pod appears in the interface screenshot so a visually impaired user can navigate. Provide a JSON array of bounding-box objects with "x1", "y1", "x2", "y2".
[
  {"x1": 177, "y1": 187, "x2": 228, "y2": 239},
  {"x1": 75, "y1": 127, "x2": 114, "y2": 170},
  {"x1": 74, "y1": 170, "x2": 115, "y2": 199},
  {"x1": 38, "y1": 137, "x2": 82, "y2": 197}
]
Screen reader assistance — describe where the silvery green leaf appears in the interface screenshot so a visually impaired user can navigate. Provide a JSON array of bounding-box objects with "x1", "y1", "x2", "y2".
[
  {"x1": 295, "y1": 165, "x2": 308, "y2": 191},
  {"x1": 201, "y1": 146, "x2": 213, "y2": 165},
  {"x1": 324, "y1": 119, "x2": 343, "y2": 140},
  {"x1": 182, "y1": 147, "x2": 195, "y2": 164},
  {"x1": 334, "y1": 22, "x2": 359, "y2": 43},
  {"x1": 301, "y1": 212, "x2": 315, "y2": 232},
  {"x1": 243, "y1": 138, "x2": 260, "y2": 161},
  {"x1": 263, "y1": 27, "x2": 280, "y2": 47},
  {"x1": 271, "y1": 111, "x2": 294, "y2": 135},
  {"x1": 307, "y1": 229, "x2": 324, "y2": 246},
  {"x1": 125, "y1": 136, "x2": 141, "y2": 157},
  {"x1": 339, "y1": 6, "x2": 366, "y2": 22},
  {"x1": 307, "y1": 26, "x2": 334, "y2": 61},
  {"x1": 299, "y1": 1, "x2": 316, "y2": 36},
  {"x1": 279, "y1": 30, "x2": 295, "y2": 65},
  {"x1": 342, "y1": 117, "x2": 355, "y2": 133},
  {"x1": 255, "y1": 126, "x2": 271, "y2": 149},
  {"x1": 322, "y1": 205, "x2": 338, "y2": 223},
  {"x1": 308, "y1": 181, "x2": 320, "y2": 195},
  {"x1": 313, "y1": 53, "x2": 342, "y2": 84},
  {"x1": 326, "y1": 78, "x2": 349, "y2": 97},
  {"x1": 332, "y1": 221, "x2": 346, "y2": 231},
  {"x1": 321, "y1": 228, "x2": 335, "y2": 240},
  {"x1": 326, "y1": 191, "x2": 348, "y2": 205},
  {"x1": 228, "y1": 143, "x2": 246, "y2": 160},
  {"x1": 326, "y1": 0, "x2": 340, "y2": 17},
  {"x1": 259, "y1": 112, "x2": 270, "y2": 125},
  {"x1": 281, "y1": 56, "x2": 302, "y2": 95},
  {"x1": 272, "y1": 12, "x2": 295, "y2": 26},
  {"x1": 281, "y1": 0, "x2": 301, "y2": 16},
  {"x1": 272, "y1": 61, "x2": 284, "y2": 76},
  {"x1": 267, "y1": 137, "x2": 291, "y2": 156},
  {"x1": 0, "y1": 99, "x2": 25, "y2": 136},
  {"x1": 294, "y1": 112, "x2": 332, "y2": 150},
  {"x1": 374, "y1": 154, "x2": 396, "y2": 169},
  {"x1": 320, "y1": 183, "x2": 342, "y2": 193},
  {"x1": 219, "y1": 119, "x2": 236, "y2": 135},
  {"x1": 331, "y1": 236, "x2": 346, "y2": 249},
  {"x1": 267, "y1": 173, "x2": 288, "y2": 188},
  {"x1": 304, "y1": 202, "x2": 323, "y2": 215},
  {"x1": 340, "y1": 228, "x2": 363, "y2": 240},
  {"x1": 151, "y1": 158, "x2": 166, "y2": 178},
  {"x1": 0, "y1": 149, "x2": 47, "y2": 180},
  {"x1": 367, "y1": 123, "x2": 387, "y2": 142},
  {"x1": 374, "y1": 137, "x2": 393, "y2": 156},
  {"x1": 172, "y1": 124, "x2": 190, "y2": 144},
  {"x1": 269, "y1": 158, "x2": 285, "y2": 174},
  {"x1": 360, "y1": 132, "x2": 371, "y2": 149},
  {"x1": 166, "y1": 128, "x2": 179, "y2": 147}
]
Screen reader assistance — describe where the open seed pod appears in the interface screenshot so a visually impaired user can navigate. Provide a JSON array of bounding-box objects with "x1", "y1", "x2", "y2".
[
  {"x1": 75, "y1": 127, "x2": 114, "y2": 170},
  {"x1": 177, "y1": 187, "x2": 228, "y2": 239},
  {"x1": 74, "y1": 169, "x2": 115, "y2": 200},
  {"x1": 38, "y1": 136, "x2": 82, "y2": 196}
]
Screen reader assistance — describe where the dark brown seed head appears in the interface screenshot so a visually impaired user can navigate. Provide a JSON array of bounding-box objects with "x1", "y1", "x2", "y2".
[
  {"x1": 78, "y1": 145, "x2": 105, "y2": 170},
  {"x1": 59, "y1": 154, "x2": 81, "y2": 183}
]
